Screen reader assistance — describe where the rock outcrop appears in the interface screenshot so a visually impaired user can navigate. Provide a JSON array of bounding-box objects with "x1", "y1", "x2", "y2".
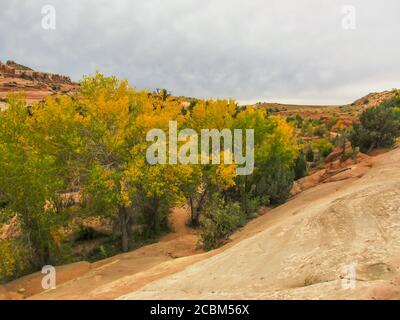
[
  {"x1": 0, "y1": 60, "x2": 79, "y2": 107},
  {"x1": 291, "y1": 149, "x2": 373, "y2": 196}
]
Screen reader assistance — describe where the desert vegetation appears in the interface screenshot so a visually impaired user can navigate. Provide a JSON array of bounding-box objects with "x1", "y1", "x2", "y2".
[
  {"x1": 349, "y1": 93, "x2": 400, "y2": 152},
  {"x1": 0, "y1": 73, "x2": 301, "y2": 282},
  {"x1": 1, "y1": 73, "x2": 399, "y2": 284}
]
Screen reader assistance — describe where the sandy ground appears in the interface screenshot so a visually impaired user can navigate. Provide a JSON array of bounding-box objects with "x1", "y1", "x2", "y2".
[{"x1": 120, "y1": 147, "x2": 400, "y2": 300}]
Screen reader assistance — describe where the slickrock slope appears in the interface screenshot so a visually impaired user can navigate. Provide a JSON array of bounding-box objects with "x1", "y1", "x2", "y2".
[
  {"x1": 121, "y1": 147, "x2": 400, "y2": 300},
  {"x1": 0, "y1": 60, "x2": 78, "y2": 108}
]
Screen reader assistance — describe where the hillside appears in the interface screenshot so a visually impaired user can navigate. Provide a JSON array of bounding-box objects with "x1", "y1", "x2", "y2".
[
  {"x1": 253, "y1": 90, "x2": 398, "y2": 132},
  {"x1": 0, "y1": 60, "x2": 78, "y2": 109}
]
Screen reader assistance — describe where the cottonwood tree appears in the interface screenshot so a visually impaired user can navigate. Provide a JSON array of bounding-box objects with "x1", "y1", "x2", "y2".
[
  {"x1": 181, "y1": 99, "x2": 238, "y2": 226},
  {"x1": 230, "y1": 109, "x2": 299, "y2": 208},
  {"x1": 28, "y1": 74, "x2": 143, "y2": 252},
  {"x1": 34, "y1": 74, "x2": 191, "y2": 251},
  {"x1": 0, "y1": 94, "x2": 68, "y2": 267}
]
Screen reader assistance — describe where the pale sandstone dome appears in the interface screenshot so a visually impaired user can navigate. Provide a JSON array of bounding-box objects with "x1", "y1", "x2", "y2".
[{"x1": 120, "y1": 147, "x2": 400, "y2": 300}]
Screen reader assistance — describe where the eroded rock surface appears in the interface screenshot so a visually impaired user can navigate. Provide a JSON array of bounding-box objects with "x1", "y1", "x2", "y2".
[
  {"x1": 0, "y1": 60, "x2": 78, "y2": 107},
  {"x1": 121, "y1": 148, "x2": 400, "y2": 300}
]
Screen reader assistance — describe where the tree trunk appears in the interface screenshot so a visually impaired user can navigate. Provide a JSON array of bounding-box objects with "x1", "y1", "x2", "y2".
[
  {"x1": 242, "y1": 176, "x2": 248, "y2": 214},
  {"x1": 367, "y1": 141, "x2": 376, "y2": 153},
  {"x1": 119, "y1": 206, "x2": 129, "y2": 252},
  {"x1": 189, "y1": 196, "x2": 197, "y2": 226},
  {"x1": 190, "y1": 190, "x2": 207, "y2": 227},
  {"x1": 151, "y1": 197, "x2": 160, "y2": 234}
]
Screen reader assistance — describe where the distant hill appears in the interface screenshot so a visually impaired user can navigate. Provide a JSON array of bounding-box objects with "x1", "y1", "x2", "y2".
[
  {"x1": 251, "y1": 89, "x2": 398, "y2": 131},
  {"x1": 1, "y1": 59, "x2": 397, "y2": 121},
  {"x1": 351, "y1": 90, "x2": 398, "y2": 108},
  {"x1": 0, "y1": 60, "x2": 79, "y2": 108}
]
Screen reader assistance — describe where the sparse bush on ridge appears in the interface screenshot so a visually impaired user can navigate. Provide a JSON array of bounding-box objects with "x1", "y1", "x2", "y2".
[{"x1": 349, "y1": 96, "x2": 400, "y2": 152}]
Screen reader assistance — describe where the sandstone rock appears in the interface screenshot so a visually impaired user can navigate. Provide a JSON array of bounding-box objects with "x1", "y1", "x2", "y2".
[
  {"x1": 2, "y1": 261, "x2": 92, "y2": 299},
  {"x1": 325, "y1": 147, "x2": 343, "y2": 163},
  {"x1": 0, "y1": 60, "x2": 79, "y2": 105},
  {"x1": 121, "y1": 148, "x2": 400, "y2": 300},
  {"x1": 0, "y1": 216, "x2": 21, "y2": 240}
]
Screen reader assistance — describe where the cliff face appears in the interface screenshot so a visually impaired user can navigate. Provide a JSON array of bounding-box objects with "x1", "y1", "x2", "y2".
[{"x1": 0, "y1": 60, "x2": 79, "y2": 107}]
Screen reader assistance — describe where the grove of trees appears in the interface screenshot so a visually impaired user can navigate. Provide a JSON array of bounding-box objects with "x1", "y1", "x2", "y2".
[
  {"x1": 0, "y1": 73, "x2": 301, "y2": 281},
  {"x1": 349, "y1": 95, "x2": 400, "y2": 152}
]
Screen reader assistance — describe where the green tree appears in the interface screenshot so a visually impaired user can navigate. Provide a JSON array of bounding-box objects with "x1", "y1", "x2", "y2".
[
  {"x1": 305, "y1": 144, "x2": 314, "y2": 162},
  {"x1": 199, "y1": 198, "x2": 245, "y2": 250},
  {"x1": 233, "y1": 111, "x2": 299, "y2": 206},
  {"x1": 294, "y1": 150, "x2": 308, "y2": 180},
  {"x1": 349, "y1": 99, "x2": 400, "y2": 152},
  {"x1": 0, "y1": 94, "x2": 68, "y2": 268},
  {"x1": 312, "y1": 138, "x2": 333, "y2": 158}
]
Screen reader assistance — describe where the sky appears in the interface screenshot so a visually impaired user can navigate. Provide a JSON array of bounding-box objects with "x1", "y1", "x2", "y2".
[{"x1": 0, "y1": 0, "x2": 399, "y2": 105}]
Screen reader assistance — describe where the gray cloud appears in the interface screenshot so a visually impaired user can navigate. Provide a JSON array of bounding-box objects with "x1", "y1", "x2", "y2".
[{"x1": 1, "y1": 0, "x2": 399, "y2": 104}]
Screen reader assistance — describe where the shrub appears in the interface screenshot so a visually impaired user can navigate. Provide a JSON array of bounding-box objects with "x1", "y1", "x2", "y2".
[
  {"x1": 294, "y1": 151, "x2": 308, "y2": 180},
  {"x1": 349, "y1": 99, "x2": 400, "y2": 152},
  {"x1": 327, "y1": 116, "x2": 338, "y2": 130},
  {"x1": 312, "y1": 119, "x2": 322, "y2": 126},
  {"x1": 86, "y1": 240, "x2": 120, "y2": 262},
  {"x1": 72, "y1": 225, "x2": 108, "y2": 242},
  {"x1": 256, "y1": 161, "x2": 295, "y2": 204},
  {"x1": 286, "y1": 116, "x2": 295, "y2": 123},
  {"x1": 246, "y1": 195, "x2": 269, "y2": 217},
  {"x1": 305, "y1": 145, "x2": 314, "y2": 162},
  {"x1": 303, "y1": 123, "x2": 314, "y2": 137},
  {"x1": 200, "y1": 199, "x2": 246, "y2": 250},
  {"x1": 312, "y1": 138, "x2": 333, "y2": 158},
  {"x1": 239, "y1": 192, "x2": 270, "y2": 218},
  {"x1": 342, "y1": 147, "x2": 359, "y2": 161},
  {"x1": 295, "y1": 114, "x2": 304, "y2": 127},
  {"x1": 314, "y1": 126, "x2": 326, "y2": 137},
  {"x1": 0, "y1": 239, "x2": 29, "y2": 282}
]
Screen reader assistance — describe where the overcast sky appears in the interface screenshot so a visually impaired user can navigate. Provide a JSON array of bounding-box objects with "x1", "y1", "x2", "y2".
[{"x1": 1, "y1": 0, "x2": 399, "y2": 104}]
